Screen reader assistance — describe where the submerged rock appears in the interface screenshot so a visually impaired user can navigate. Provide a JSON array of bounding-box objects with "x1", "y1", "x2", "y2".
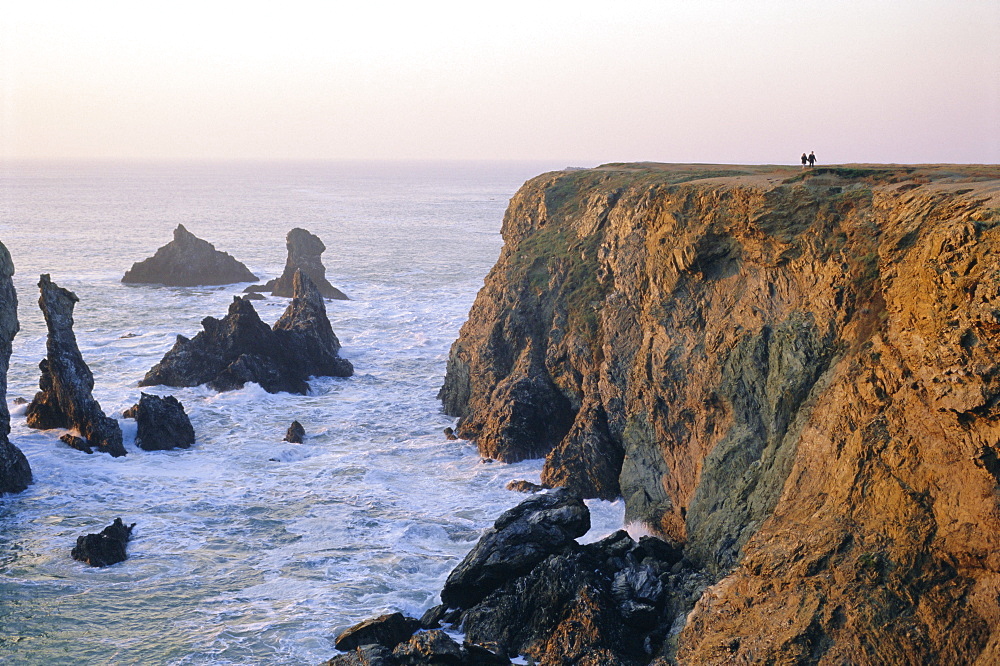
[
  {"x1": 59, "y1": 432, "x2": 93, "y2": 454},
  {"x1": 141, "y1": 270, "x2": 352, "y2": 395},
  {"x1": 122, "y1": 224, "x2": 258, "y2": 286},
  {"x1": 26, "y1": 275, "x2": 125, "y2": 457},
  {"x1": 267, "y1": 228, "x2": 348, "y2": 299},
  {"x1": 284, "y1": 420, "x2": 305, "y2": 443},
  {"x1": 123, "y1": 393, "x2": 195, "y2": 451},
  {"x1": 0, "y1": 241, "x2": 32, "y2": 494},
  {"x1": 71, "y1": 517, "x2": 135, "y2": 567}
]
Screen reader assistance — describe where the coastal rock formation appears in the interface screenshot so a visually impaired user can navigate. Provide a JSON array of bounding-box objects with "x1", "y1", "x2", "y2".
[
  {"x1": 439, "y1": 164, "x2": 1000, "y2": 663},
  {"x1": 335, "y1": 613, "x2": 423, "y2": 652},
  {"x1": 141, "y1": 270, "x2": 352, "y2": 394},
  {"x1": 122, "y1": 224, "x2": 258, "y2": 286},
  {"x1": 71, "y1": 517, "x2": 135, "y2": 567},
  {"x1": 123, "y1": 393, "x2": 195, "y2": 451},
  {"x1": 284, "y1": 420, "x2": 305, "y2": 443},
  {"x1": 26, "y1": 275, "x2": 125, "y2": 457},
  {"x1": 0, "y1": 241, "x2": 32, "y2": 494},
  {"x1": 266, "y1": 228, "x2": 348, "y2": 299}
]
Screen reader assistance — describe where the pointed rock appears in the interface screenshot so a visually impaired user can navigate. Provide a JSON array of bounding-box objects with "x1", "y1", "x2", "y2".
[
  {"x1": 122, "y1": 224, "x2": 258, "y2": 286},
  {"x1": 0, "y1": 241, "x2": 32, "y2": 494},
  {"x1": 141, "y1": 272, "x2": 352, "y2": 395},
  {"x1": 268, "y1": 228, "x2": 348, "y2": 299},
  {"x1": 26, "y1": 275, "x2": 125, "y2": 457}
]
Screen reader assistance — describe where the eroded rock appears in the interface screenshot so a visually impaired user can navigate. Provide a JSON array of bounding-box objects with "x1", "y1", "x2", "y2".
[
  {"x1": 140, "y1": 270, "x2": 352, "y2": 395},
  {"x1": 335, "y1": 612, "x2": 422, "y2": 652},
  {"x1": 268, "y1": 228, "x2": 348, "y2": 299},
  {"x1": 122, "y1": 224, "x2": 257, "y2": 286},
  {"x1": 0, "y1": 241, "x2": 31, "y2": 494},
  {"x1": 71, "y1": 517, "x2": 135, "y2": 567},
  {"x1": 26, "y1": 275, "x2": 125, "y2": 457},
  {"x1": 284, "y1": 420, "x2": 305, "y2": 443},
  {"x1": 123, "y1": 393, "x2": 195, "y2": 451}
]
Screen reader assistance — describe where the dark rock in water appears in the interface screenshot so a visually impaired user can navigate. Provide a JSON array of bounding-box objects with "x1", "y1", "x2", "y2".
[
  {"x1": 59, "y1": 432, "x2": 93, "y2": 454},
  {"x1": 71, "y1": 518, "x2": 135, "y2": 567},
  {"x1": 242, "y1": 284, "x2": 270, "y2": 293},
  {"x1": 25, "y1": 275, "x2": 125, "y2": 457},
  {"x1": 392, "y1": 630, "x2": 464, "y2": 664},
  {"x1": 505, "y1": 479, "x2": 544, "y2": 493},
  {"x1": 419, "y1": 604, "x2": 448, "y2": 629},
  {"x1": 440, "y1": 488, "x2": 589, "y2": 609},
  {"x1": 335, "y1": 612, "x2": 422, "y2": 652},
  {"x1": 11, "y1": 397, "x2": 27, "y2": 405},
  {"x1": 322, "y1": 644, "x2": 395, "y2": 666},
  {"x1": 140, "y1": 270, "x2": 352, "y2": 395},
  {"x1": 123, "y1": 393, "x2": 195, "y2": 451},
  {"x1": 243, "y1": 292, "x2": 266, "y2": 301},
  {"x1": 268, "y1": 228, "x2": 348, "y2": 299},
  {"x1": 0, "y1": 241, "x2": 32, "y2": 495},
  {"x1": 122, "y1": 224, "x2": 257, "y2": 286},
  {"x1": 284, "y1": 420, "x2": 305, "y2": 443},
  {"x1": 443, "y1": 427, "x2": 457, "y2": 440}
]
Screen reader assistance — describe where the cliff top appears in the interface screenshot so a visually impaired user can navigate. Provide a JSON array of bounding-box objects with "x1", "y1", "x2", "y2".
[{"x1": 551, "y1": 162, "x2": 1000, "y2": 203}]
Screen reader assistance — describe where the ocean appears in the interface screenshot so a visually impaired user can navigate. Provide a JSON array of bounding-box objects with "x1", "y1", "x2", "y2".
[{"x1": 0, "y1": 161, "x2": 625, "y2": 665}]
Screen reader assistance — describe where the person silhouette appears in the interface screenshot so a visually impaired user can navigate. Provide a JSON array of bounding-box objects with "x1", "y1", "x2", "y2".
[
  {"x1": 808, "y1": 151, "x2": 816, "y2": 167},
  {"x1": 801, "y1": 153, "x2": 808, "y2": 168}
]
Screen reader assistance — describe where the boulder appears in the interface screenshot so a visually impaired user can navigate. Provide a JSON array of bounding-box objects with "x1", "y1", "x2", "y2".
[
  {"x1": 392, "y1": 630, "x2": 464, "y2": 665},
  {"x1": 71, "y1": 518, "x2": 135, "y2": 567},
  {"x1": 284, "y1": 420, "x2": 305, "y2": 443},
  {"x1": 440, "y1": 489, "x2": 590, "y2": 609},
  {"x1": 267, "y1": 228, "x2": 348, "y2": 299},
  {"x1": 335, "y1": 612, "x2": 422, "y2": 652},
  {"x1": 122, "y1": 224, "x2": 257, "y2": 286},
  {"x1": 59, "y1": 432, "x2": 93, "y2": 454},
  {"x1": 0, "y1": 241, "x2": 32, "y2": 494},
  {"x1": 123, "y1": 393, "x2": 195, "y2": 451},
  {"x1": 322, "y1": 644, "x2": 396, "y2": 666},
  {"x1": 140, "y1": 270, "x2": 352, "y2": 395},
  {"x1": 25, "y1": 275, "x2": 125, "y2": 457},
  {"x1": 505, "y1": 480, "x2": 545, "y2": 493}
]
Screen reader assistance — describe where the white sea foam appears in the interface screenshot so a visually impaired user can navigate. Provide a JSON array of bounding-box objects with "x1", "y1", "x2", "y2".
[{"x1": 0, "y1": 160, "x2": 584, "y2": 664}]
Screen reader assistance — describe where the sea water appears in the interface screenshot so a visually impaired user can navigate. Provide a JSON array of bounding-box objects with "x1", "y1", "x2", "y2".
[{"x1": 0, "y1": 161, "x2": 625, "y2": 665}]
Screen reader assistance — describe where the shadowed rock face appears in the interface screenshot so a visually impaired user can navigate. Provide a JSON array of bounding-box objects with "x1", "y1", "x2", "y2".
[
  {"x1": 268, "y1": 228, "x2": 348, "y2": 299},
  {"x1": 122, "y1": 224, "x2": 258, "y2": 286},
  {"x1": 71, "y1": 518, "x2": 135, "y2": 567},
  {"x1": 141, "y1": 270, "x2": 352, "y2": 394},
  {"x1": 0, "y1": 241, "x2": 32, "y2": 494},
  {"x1": 123, "y1": 393, "x2": 195, "y2": 451},
  {"x1": 26, "y1": 274, "x2": 125, "y2": 457},
  {"x1": 439, "y1": 163, "x2": 1000, "y2": 663}
]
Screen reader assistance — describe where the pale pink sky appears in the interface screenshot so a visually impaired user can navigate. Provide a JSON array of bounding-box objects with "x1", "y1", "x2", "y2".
[{"x1": 2, "y1": 0, "x2": 998, "y2": 164}]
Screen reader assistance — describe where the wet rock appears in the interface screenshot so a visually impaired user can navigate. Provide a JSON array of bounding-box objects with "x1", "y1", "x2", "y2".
[
  {"x1": 59, "y1": 432, "x2": 93, "y2": 454},
  {"x1": 26, "y1": 275, "x2": 125, "y2": 457},
  {"x1": 392, "y1": 630, "x2": 463, "y2": 665},
  {"x1": 123, "y1": 393, "x2": 195, "y2": 451},
  {"x1": 284, "y1": 420, "x2": 305, "y2": 443},
  {"x1": 335, "y1": 612, "x2": 422, "y2": 652},
  {"x1": 11, "y1": 397, "x2": 27, "y2": 405},
  {"x1": 440, "y1": 489, "x2": 590, "y2": 609},
  {"x1": 71, "y1": 518, "x2": 135, "y2": 567},
  {"x1": 505, "y1": 480, "x2": 545, "y2": 493},
  {"x1": 268, "y1": 228, "x2": 348, "y2": 299},
  {"x1": 322, "y1": 644, "x2": 396, "y2": 666},
  {"x1": 419, "y1": 604, "x2": 448, "y2": 630},
  {"x1": 0, "y1": 241, "x2": 31, "y2": 494},
  {"x1": 443, "y1": 427, "x2": 457, "y2": 441},
  {"x1": 122, "y1": 224, "x2": 257, "y2": 286},
  {"x1": 140, "y1": 270, "x2": 352, "y2": 395}
]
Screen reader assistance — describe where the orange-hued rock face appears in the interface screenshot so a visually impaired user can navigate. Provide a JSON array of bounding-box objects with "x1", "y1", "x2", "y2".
[{"x1": 439, "y1": 163, "x2": 1000, "y2": 663}]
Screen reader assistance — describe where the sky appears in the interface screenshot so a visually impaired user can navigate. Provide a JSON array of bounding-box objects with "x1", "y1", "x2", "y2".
[{"x1": 1, "y1": 0, "x2": 998, "y2": 164}]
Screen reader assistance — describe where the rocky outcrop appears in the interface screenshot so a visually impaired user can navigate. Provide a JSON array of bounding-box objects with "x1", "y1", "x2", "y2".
[
  {"x1": 140, "y1": 270, "x2": 352, "y2": 394},
  {"x1": 283, "y1": 420, "x2": 305, "y2": 443},
  {"x1": 123, "y1": 393, "x2": 195, "y2": 451},
  {"x1": 26, "y1": 275, "x2": 125, "y2": 457},
  {"x1": 122, "y1": 224, "x2": 257, "y2": 286},
  {"x1": 439, "y1": 164, "x2": 1000, "y2": 663},
  {"x1": 266, "y1": 228, "x2": 348, "y2": 299},
  {"x1": 335, "y1": 613, "x2": 423, "y2": 652},
  {"x1": 71, "y1": 518, "x2": 135, "y2": 567},
  {"x1": 0, "y1": 241, "x2": 31, "y2": 494}
]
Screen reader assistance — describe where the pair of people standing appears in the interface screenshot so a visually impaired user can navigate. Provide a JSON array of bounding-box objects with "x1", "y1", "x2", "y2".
[{"x1": 800, "y1": 151, "x2": 816, "y2": 167}]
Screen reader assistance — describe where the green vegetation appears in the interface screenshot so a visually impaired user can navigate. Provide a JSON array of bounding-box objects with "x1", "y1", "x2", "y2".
[{"x1": 783, "y1": 167, "x2": 913, "y2": 184}]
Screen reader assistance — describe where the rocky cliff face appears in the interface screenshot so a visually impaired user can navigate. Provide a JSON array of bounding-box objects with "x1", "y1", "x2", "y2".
[
  {"x1": 439, "y1": 164, "x2": 1000, "y2": 663},
  {"x1": 0, "y1": 242, "x2": 32, "y2": 494}
]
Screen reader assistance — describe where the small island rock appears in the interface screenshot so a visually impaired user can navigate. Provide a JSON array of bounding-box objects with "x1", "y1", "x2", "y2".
[
  {"x1": 284, "y1": 420, "x2": 305, "y2": 443},
  {"x1": 123, "y1": 393, "x2": 195, "y2": 451},
  {"x1": 71, "y1": 518, "x2": 135, "y2": 567},
  {"x1": 267, "y1": 228, "x2": 348, "y2": 299},
  {"x1": 122, "y1": 224, "x2": 257, "y2": 286}
]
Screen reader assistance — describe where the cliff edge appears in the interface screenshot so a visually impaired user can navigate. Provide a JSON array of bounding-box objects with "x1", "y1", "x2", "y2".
[{"x1": 439, "y1": 163, "x2": 1000, "y2": 663}]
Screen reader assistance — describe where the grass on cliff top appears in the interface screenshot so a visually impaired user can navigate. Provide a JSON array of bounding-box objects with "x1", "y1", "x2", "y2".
[{"x1": 783, "y1": 166, "x2": 915, "y2": 184}]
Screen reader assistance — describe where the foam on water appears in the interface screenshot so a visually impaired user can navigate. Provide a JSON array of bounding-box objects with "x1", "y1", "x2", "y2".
[{"x1": 0, "y1": 161, "x2": 621, "y2": 664}]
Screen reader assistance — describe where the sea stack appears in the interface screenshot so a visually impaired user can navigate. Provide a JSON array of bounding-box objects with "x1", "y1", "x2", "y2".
[
  {"x1": 122, "y1": 393, "x2": 195, "y2": 451},
  {"x1": 0, "y1": 241, "x2": 32, "y2": 494},
  {"x1": 141, "y1": 270, "x2": 353, "y2": 394},
  {"x1": 268, "y1": 228, "x2": 348, "y2": 299},
  {"x1": 26, "y1": 274, "x2": 125, "y2": 457},
  {"x1": 122, "y1": 224, "x2": 258, "y2": 286}
]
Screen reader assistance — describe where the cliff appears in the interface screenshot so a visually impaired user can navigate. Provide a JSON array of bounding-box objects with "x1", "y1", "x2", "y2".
[
  {"x1": 0, "y1": 241, "x2": 32, "y2": 493},
  {"x1": 439, "y1": 163, "x2": 1000, "y2": 663}
]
